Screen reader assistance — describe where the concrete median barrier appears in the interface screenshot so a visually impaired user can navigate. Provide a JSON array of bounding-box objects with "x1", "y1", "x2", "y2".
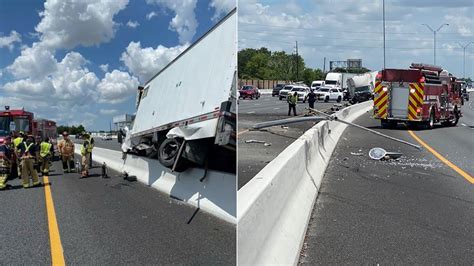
[
  {"x1": 237, "y1": 101, "x2": 373, "y2": 265},
  {"x1": 74, "y1": 145, "x2": 236, "y2": 223}
]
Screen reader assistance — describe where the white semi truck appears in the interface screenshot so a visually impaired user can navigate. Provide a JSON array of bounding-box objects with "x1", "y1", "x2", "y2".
[
  {"x1": 325, "y1": 72, "x2": 358, "y2": 100},
  {"x1": 122, "y1": 9, "x2": 236, "y2": 172}
]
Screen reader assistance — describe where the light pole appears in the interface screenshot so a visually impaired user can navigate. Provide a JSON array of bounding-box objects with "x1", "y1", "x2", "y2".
[
  {"x1": 383, "y1": 0, "x2": 386, "y2": 69},
  {"x1": 422, "y1": 23, "x2": 449, "y2": 65},
  {"x1": 458, "y1": 42, "x2": 474, "y2": 79}
]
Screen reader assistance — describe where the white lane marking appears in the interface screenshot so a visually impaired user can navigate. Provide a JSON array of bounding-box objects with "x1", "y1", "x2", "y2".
[
  {"x1": 247, "y1": 111, "x2": 255, "y2": 114},
  {"x1": 273, "y1": 108, "x2": 280, "y2": 110}
]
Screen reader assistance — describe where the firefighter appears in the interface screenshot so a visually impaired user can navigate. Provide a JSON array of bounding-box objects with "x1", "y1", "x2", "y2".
[
  {"x1": 307, "y1": 89, "x2": 317, "y2": 109},
  {"x1": 18, "y1": 136, "x2": 41, "y2": 188},
  {"x1": 80, "y1": 132, "x2": 93, "y2": 178},
  {"x1": 39, "y1": 137, "x2": 54, "y2": 176},
  {"x1": 87, "y1": 132, "x2": 94, "y2": 169},
  {"x1": 12, "y1": 131, "x2": 24, "y2": 178},
  {"x1": 58, "y1": 131, "x2": 75, "y2": 173},
  {"x1": 287, "y1": 91, "x2": 298, "y2": 116},
  {"x1": 0, "y1": 137, "x2": 12, "y2": 189}
]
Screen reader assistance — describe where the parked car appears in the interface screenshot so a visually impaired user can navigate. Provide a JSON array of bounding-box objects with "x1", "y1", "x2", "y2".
[
  {"x1": 315, "y1": 87, "x2": 343, "y2": 102},
  {"x1": 291, "y1": 86, "x2": 310, "y2": 102},
  {"x1": 278, "y1": 85, "x2": 294, "y2": 100},
  {"x1": 272, "y1": 83, "x2": 286, "y2": 97},
  {"x1": 101, "y1": 133, "x2": 112, "y2": 140},
  {"x1": 239, "y1": 85, "x2": 260, "y2": 99}
]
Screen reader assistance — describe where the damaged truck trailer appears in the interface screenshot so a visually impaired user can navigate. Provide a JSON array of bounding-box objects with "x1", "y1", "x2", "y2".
[{"x1": 122, "y1": 9, "x2": 236, "y2": 172}]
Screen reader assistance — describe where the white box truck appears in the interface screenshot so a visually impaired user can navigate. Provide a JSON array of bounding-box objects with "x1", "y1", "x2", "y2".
[
  {"x1": 325, "y1": 72, "x2": 359, "y2": 100},
  {"x1": 122, "y1": 9, "x2": 236, "y2": 172}
]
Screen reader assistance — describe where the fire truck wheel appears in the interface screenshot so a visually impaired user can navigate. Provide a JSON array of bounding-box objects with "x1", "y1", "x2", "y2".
[
  {"x1": 380, "y1": 119, "x2": 396, "y2": 129},
  {"x1": 158, "y1": 138, "x2": 189, "y2": 171},
  {"x1": 337, "y1": 96, "x2": 342, "y2": 103},
  {"x1": 426, "y1": 109, "x2": 435, "y2": 129},
  {"x1": 443, "y1": 108, "x2": 460, "y2": 127}
]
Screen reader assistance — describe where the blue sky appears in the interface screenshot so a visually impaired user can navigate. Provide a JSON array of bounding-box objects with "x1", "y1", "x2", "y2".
[
  {"x1": 239, "y1": 0, "x2": 473, "y2": 79},
  {"x1": 0, "y1": 0, "x2": 234, "y2": 130}
]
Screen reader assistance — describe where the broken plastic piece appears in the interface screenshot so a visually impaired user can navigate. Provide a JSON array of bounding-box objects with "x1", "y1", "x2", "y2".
[{"x1": 245, "y1": 140, "x2": 265, "y2": 144}]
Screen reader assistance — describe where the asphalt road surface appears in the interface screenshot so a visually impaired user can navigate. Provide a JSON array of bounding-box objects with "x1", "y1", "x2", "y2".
[
  {"x1": 300, "y1": 98, "x2": 474, "y2": 264},
  {"x1": 0, "y1": 161, "x2": 235, "y2": 264},
  {"x1": 238, "y1": 94, "x2": 348, "y2": 189}
]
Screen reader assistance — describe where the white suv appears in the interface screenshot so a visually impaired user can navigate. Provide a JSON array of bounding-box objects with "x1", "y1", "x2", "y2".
[
  {"x1": 290, "y1": 86, "x2": 310, "y2": 102},
  {"x1": 315, "y1": 87, "x2": 343, "y2": 102}
]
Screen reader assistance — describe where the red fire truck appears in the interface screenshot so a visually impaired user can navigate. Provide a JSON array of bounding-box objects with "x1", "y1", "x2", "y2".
[
  {"x1": 373, "y1": 63, "x2": 463, "y2": 129},
  {"x1": 0, "y1": 107, "x2": 58, "y2": 154}
]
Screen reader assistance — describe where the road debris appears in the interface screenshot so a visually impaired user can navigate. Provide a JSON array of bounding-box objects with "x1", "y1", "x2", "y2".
[
  {"x1": 245, "y1": 139, "x2": 272, "y2": 146},
  {"x1": 369, "y1": 147, "x2": 403, "y2": 160},
  {"x1": 350, "y1": 152, "x2": 363, "y2": 156}
]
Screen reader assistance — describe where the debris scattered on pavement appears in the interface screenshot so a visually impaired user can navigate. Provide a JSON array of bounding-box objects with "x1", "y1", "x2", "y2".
[
  {"x1": 350, "y1": 152, "x2": 363, "y2": 156},
  {"x1": 281, "y1": 126, "x2": 289, "y2": 129},
  {"x1": 122, "y1": 171, "x2": 137, "y2": 182},
  {"x1": 245, "y1": 140, "x2": 265, "y2": 144},
  {"x1": 369, "y1": 147, "x2": 403, "y2": 160},
  {"x1": 245, "y1": 139, "x2": 272, "y2": 146}
]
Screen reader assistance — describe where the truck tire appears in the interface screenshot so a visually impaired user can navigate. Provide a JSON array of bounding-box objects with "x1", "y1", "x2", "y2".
[
  {"x1": 158, "y1": 138, "x2": 188, "y2": 172},
  {"x1": 337, "y1": 96, "x2": 342, "y2": 103},
  {"x1": 426, "y1": 109, "x2": 435, "y2": 129},
  {"x1": 443, "y1": 108, "x2": 460, "y2": 127},
  {"x1": 324, "y1": 96, "x2": 329, "y2": 102},
  {"x1": 279, "y1": 96, "x2": 282, "y2": 100}
]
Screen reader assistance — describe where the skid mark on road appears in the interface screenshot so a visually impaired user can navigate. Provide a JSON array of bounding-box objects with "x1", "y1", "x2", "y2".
[{"x1": 408, "y1": 131, "x2": 474, "y2": 184}]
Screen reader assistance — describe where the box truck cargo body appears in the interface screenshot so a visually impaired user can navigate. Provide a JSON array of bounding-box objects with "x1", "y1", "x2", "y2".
[{"x1": 123, "y1": 9, "x2": 236, "y2": 172}]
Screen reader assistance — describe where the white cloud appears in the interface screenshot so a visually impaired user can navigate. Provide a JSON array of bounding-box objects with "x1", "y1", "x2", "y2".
[
  {"x1": 4, "y1": 51, "x2": 99, "y2": 105},
  {"x1": 120, "y1": 41, "x2": 188, "y2": 82},
  {"x1": 35, "y1": 0, "x2": 129, "y2": 49},
  {"x1": 146, "y1": 0, "x2": 198, "y2": 44},
  {"x1": 210, "y1": 0, "x2": 234, "y2": 20},
  {"x1": 126, "y1": 20, "x2": 140, "y2": 28},
  {"x1": 100, "y1": 64, "x2": 109, "y2": 72},
  {"x1": 99, "y1": 109, "x2": 119, "y2": 115},
  {"x1": 7, "y1": 42, "x2": 57, "y2": 80},
  {"x1": 146, "y1": 11, "x2": 157, "y2": 20},
  {"x1": 0, "y1": 30, "x2": 22, "y2": 51},
  {"x1": 97, "y1": 70, "x2": 139, "y2": 104}
]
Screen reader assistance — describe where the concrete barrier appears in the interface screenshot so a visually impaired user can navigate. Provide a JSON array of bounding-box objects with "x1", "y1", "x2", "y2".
[
  {"x1": 74, "y1": 145, "x2": 236, "y2": 223},
  {"x1": 237, "y1": 101, "x2": 373, "y2": 265}
]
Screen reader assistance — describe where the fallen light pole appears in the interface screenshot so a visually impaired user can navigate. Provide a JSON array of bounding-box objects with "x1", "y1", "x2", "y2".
[
  {"x1": 251, "y1": 116, "x2": 327, "y2": 129},
  {"x1": 252, "y1": 107, "x2": 422, "y2": 150}
]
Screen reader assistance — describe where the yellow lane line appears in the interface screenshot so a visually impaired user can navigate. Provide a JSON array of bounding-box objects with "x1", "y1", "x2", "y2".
[
  {"x1": 408, "y1": 130, "x2": 474, "y2": 184},
  {"x1": 43, "y1": 176, "x2": 66, "y2": 265}
]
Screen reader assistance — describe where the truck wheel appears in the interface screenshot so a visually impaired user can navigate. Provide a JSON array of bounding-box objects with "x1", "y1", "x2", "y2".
[
  {"x1": 337, "y1": 96, "x2": 342, "y2": 103},
  {"x1": 324, "y1": 96, "x2": 329, "y2": 102},
  {"x1": 279, "y1": 96, "x2": 282, "y2": 100},
  {"x1": 426, "y1": 109, "x2": 435, "y2": 129},
  {"x1": 443, "y1": 108, "x2": 460, "y2": 127},
  {"x1": 158, "y1": 138, "x2": 188, "y2": 172}
]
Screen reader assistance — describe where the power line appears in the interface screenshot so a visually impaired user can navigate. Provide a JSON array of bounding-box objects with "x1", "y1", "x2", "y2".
[
  {"x1": 238, "y1": 21, "x2": 473, "y2": 36},
  {"x1": 239, "y1": 37, "x2": 474, "y2": 51},
  {"x1": 238, "y1": 29, "x2": 474, "y2": 42}
]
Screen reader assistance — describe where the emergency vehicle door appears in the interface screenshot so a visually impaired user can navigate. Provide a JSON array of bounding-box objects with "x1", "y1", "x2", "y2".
[{"x1": 390, "y1": 82, "x2": 410, "y2": 119}]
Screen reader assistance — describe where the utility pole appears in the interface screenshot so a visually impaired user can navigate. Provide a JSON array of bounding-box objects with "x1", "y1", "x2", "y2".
[
  {"x1": 323, "y1": 57, "x2": 326, "y2": 73},
  {"x1": 383, "y1": 0, "x2": 386, "y2": 69},
  {"x1": 422, "y1": 23, "x2": 449, "y2": 65},
  {"x1": 295, "y1": 41, "x2": 299, "y2": 81},
  {"x1": 458, "y1": 42, "x2": 474, "y2": 79}
]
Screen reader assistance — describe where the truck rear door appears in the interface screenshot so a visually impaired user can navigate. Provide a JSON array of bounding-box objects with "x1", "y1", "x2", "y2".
[{"x1": 389, "y1": 82, "x2": 410, "y2": 118}]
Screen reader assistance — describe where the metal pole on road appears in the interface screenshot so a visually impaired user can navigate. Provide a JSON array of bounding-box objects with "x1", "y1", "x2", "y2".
[
  {"x1": 458, "y1": 42, "x2": 474, "y2": 78},
  {"x1": 422, "y1": 23, "x2": 449, "y2": 65}
]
